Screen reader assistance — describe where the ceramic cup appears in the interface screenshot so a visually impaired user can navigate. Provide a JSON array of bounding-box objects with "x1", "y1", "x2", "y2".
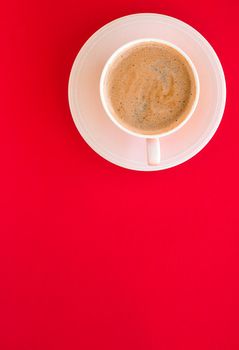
[{"x1": 100, "y1": 38, "x2": 200, "y2": 165}]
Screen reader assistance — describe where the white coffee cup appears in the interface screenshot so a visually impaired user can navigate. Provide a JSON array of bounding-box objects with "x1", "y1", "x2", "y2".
[{"x1": 100, "y1": 38, "x2": 200, "y2": 165}]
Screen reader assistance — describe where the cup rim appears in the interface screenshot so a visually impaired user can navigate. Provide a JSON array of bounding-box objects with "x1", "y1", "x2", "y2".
[{"x1": 100, "y1": 38, "x2": 200, "y2": 139}]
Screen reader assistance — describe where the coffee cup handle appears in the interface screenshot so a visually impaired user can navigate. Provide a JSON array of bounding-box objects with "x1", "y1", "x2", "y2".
[{"x1": 146, "y1": 138, "x2": 161, "y2": 165}]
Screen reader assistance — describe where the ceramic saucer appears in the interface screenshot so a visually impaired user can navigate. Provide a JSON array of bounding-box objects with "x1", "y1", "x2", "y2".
[{"x1": 68, "y1": 13, "x2": 226, "y2": 171}]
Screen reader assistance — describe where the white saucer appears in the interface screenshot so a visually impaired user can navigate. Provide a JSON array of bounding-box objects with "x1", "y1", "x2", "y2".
[{"x1": 68, "y1": 13, "x2": 226, "y2": 171}]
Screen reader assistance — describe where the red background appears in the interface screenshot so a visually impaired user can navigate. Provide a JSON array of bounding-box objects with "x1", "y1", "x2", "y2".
[{"x1": 1, "y1": 1, "x2": 239, "y2": 349}]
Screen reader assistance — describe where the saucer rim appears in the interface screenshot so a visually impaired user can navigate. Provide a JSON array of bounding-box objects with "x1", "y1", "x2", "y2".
[{"x1": 68, "y1": 13, "x2": 227, "y2": 171}]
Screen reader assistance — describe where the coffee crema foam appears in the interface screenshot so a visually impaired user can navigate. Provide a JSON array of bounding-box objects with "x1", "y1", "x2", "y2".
[{"x1": 105, "y1": 42, "x2": 196, "y2": 135}]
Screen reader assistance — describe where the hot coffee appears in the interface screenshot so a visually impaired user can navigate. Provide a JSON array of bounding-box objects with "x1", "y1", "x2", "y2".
[{"x1": 104, "y1": 42, "x2": 197, "y2": 135}]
